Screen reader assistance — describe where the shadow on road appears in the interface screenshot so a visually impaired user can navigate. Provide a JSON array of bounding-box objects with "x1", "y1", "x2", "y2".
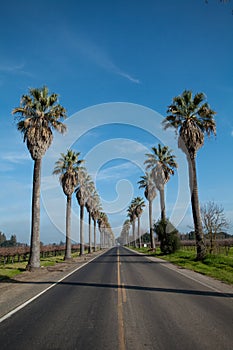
[{"x1": 1, "y1": 277, "x2": 232, "y2": 298}]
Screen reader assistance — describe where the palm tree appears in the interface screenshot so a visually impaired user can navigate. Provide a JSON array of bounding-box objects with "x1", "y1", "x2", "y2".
[
  {"x1": 163, "y1": 90, "x2": 216, "y2": 260},
  {"x1": 106, "y1": 224, "x2": 115, "y2": 248},
  {"x1": 145, "y1": 144, "x2": 177, "y2": 221},
  {"x1": 53, "y1": 150, "x2": 83, "y2": 260},
  {"x1": 85, "y1": 180, "x2": 95, "y2": 254},
  {"x1": 91, "y1": 193, "x2": 102, "y2": 252},
  {"x1": 138, "y1": 172, "x2": 157, "y2": 250},
  {"x1": 127, "y1": 201, "x2": 137, "y2": 247},
  {"x1": 120, "y1": 219, "x2": 131, "y2": 246},
  {"x1": 75, "y1": 168, "x2": 90, "y2": 256},
  {"x1": 12, "y1": 86, "x2": 67, "y2": 270},
  {"x1": 132, "y1": 197, "x2": 145, "y2": 248},
  {"x1": 98, "y1": 212, "x2": 108, "y2": 249}
]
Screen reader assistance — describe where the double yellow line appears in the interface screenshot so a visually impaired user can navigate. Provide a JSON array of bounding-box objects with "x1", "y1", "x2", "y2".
[{"x1": 117, "y1": 248, "x2": 126, "y2": 350}]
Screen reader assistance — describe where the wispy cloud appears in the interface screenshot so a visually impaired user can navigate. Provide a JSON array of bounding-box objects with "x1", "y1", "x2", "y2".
[
  {"x1": 1, "y1": 151, "x2": 30, "y2": 164},
  {"x1": 96, "y1": 161, "x2": 139, "y2": 182},
  {"x1": 113, "y1": 140, "x2": 149, "y2": 155},
  {"x1": 0, "y1": 61, "x2": 33, "y2": 77},
  {"x1": 67, "y1": 33, "x2": 140, "y2": 84},
  {"x1": 0, "y1": 63, "x2": 24, "y2": 73},
  {"x1": 117, "y1": 71, "x2": 140, "y2": 84},
  {"x1": 231, "y1": 130, "x2": 233, "y2": 137}
]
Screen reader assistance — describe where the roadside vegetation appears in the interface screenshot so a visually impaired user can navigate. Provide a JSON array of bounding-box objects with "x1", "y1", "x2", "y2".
[
  {"x1": 0, "y1": 250, "x2": 89, "y2": 282},
  {"x1": 132, "y1": 246, "x2": 233, "y2": 285}
]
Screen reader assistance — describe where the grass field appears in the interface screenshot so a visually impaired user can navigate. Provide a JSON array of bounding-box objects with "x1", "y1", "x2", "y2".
[{"x1": 133, "y1": 246, "x2": 233, "y2": 285}]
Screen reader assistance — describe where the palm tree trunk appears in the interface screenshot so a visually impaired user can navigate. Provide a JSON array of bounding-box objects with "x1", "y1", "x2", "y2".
[
  {"x1": 132, "y1": 219, "x2": 136, "y2": 247},
  {"x1": 27, "y1": 158, "x2": 42, "y2": 271},
  {"x1": 99, "y1": 229, "x2": 102, "y2": 249},
  {"x1": 80, "y1": 205, "x2": 84, "y2": 256},
  {"x1": 64, "y1": 195, "x2": 72, "y2": 260},
  {"x1": 88, "y1": 212, "x2": 92, "y2": 253},
  {"x1": 189, "y1": 155, "x2": 206, "y2": 260},
  {"x1": 138, "y1": 216, "x2": 142, "y2": 248},
  {"x1": 159, "y1": 187, "x2": 166, "y2": 221},
  {"x1": 94, "y1": 219, "x2": 97, "y2": 252},
  {"x1": 149, "y1": 200, "x2": 155, "y2": 250},
  {"x1": 103, "y1": 230, "x2": 105, "y2": 248}
]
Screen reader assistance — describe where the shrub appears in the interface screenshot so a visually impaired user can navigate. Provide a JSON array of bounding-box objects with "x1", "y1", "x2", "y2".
[{"x1": 154, "y1": 219, "x2": 180, "y2": 254}]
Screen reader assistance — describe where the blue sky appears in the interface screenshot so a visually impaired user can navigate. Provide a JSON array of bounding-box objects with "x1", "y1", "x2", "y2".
[{"x1": 0, "y1": 0, "x2": 232, "y2": 244}]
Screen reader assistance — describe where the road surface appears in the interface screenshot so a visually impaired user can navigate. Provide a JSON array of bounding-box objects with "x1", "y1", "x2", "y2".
[{"x1": 0, "y1": 246, "x2": 232, "y2": 349}]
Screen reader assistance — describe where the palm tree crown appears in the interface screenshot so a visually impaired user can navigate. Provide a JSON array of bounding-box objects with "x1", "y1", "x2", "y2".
[
  {"x1": 164, "y1": 90, "x2": 216, "y2": 158},
  {"x1": 145, "y1": 144, "x2": 177, "y2": 190},
  {"x1": 127, "y1": 203, "x2": 136, "y2": 223},
  {"x1": 13, "y1": 86, "x2": 67, "y2": 160},
  {"x1": 138, "y1": 172, "x2": 156, "y2": 202},
  {"x1": 132, "y1": 197, "x2": 145, "y2": 218},
  {"x1": 144, "y1": 144, "x2": 177, "y2": 221},
  {"x1": 53, "y1": 150, "x2": 84, "y2": 197}
]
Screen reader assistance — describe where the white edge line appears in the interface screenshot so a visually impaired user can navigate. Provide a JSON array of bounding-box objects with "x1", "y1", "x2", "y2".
[
  {"x1": 124, "y1": 247, "x2": 233, "y2": 296},
  {"x1": 0, "y1": 249, "x2": 108, "y2": 324}
]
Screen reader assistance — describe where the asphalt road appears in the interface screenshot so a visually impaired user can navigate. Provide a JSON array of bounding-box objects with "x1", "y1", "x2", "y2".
[{"x1": 0, "y1": 246, "x2": 232, "y2": 350}]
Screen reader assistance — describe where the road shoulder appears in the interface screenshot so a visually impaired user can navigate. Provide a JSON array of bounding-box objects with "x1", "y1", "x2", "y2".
[
  {"x1": 125, "y1": 247, "x2": 233, "y2": 297},
  {"x1": 0, "y1": 250, "x2": 106, "y2": 320}
]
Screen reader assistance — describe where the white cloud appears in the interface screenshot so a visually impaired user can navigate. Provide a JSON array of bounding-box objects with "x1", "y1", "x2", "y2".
[
  {"x1": 117, "y1": 71, "x2": 140, "y2": 84},
  {"x1": 96, "y1": 161, "x2": 138, "y2": 182},
  {"x1": 67, "y1": 33, "x2": 140, "y2": 84},
  {"x1": 0, "y1": 63, "x2": 25, "y2": 72},
  {"x1": 0, "y1": 151, "x2": 30, "y2": 164},
  {"x1": 0, "y1": 61, "x2": 33, "y2": 77},
  {"x1": 113, "y1": 140, "x2": 149, "y2": 155}
]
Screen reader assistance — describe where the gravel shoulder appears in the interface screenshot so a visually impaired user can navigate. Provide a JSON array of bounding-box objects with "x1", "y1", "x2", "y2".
[{"x1": 0, "y1": 250, "x2": 106, "y2": 320}]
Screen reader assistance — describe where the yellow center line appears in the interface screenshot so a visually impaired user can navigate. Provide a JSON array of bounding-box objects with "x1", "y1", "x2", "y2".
[
  {"x1": 117, "y1": 248, "x2": 126, "y2": 350},
  {"x1": 121, "y1": 283, "x2": 127, "y2": 303}
]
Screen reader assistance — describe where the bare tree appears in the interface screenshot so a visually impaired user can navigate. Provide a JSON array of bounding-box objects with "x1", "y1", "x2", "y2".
[{"x1": 201, "y1": 201, "x2": 230, "y2": 253}]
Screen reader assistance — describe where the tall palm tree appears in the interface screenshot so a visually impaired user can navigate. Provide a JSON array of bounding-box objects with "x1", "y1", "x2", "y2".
[
  {"x1": 163, "y1": 90, "x2": 216, "y2": 260},
  {"x1": 85, "y1": 180, "x2": 95, "y2": 253},
  {"x1": 138, "y1": 172, "x2": 157, "y2": 250},
  {"x1": 120, "y1": 219, "x2": 131, "y2": 246},
  {"x1": 106, "y1": 224, "x2": 115, "y2": 248},
  {"x1": 145, "y1": 144, "x2": 177, "y2": 221},
  {"x1": 12, "y1": 86, "x2": 67, "y2": 270},
  {"x1": 132, "y1": 197, "x2": 145, "y2": 248},
  {"x1": 98, "y1": 212, "x2": 108, "y2": 249},
  {"x1": 75, "y1": 168, "x2": 90, "y2": 256},
  {"x1": 91, "y1": 193, "x2": 102, "y2": 252},
  {"x1": 53, "y1": 150, "x2": 83, "y2": 260},
  {"x1": 127, "y1": 201, "x2": 137, "y2": 247}
]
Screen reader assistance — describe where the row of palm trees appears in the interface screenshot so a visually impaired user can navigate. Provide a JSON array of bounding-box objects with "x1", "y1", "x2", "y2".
[
  {"x1": 13, "y1": 86, "x2": 216, "y2": 267},
  {"x1": 120, "y1": 144, "x2": 177, "y2": 249},
  {"x1": 121, "y1": 90, "x2": 216, "y2": 261},
  {"x1": 12, "y1": 86, "x2": 114, "y2": 270},
  {"x1": 127, "y1": 197, "x2": 146, "y2": 248},
  {"x1": 53, "y1": 150, "x2": 114, "y2": 260}
]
